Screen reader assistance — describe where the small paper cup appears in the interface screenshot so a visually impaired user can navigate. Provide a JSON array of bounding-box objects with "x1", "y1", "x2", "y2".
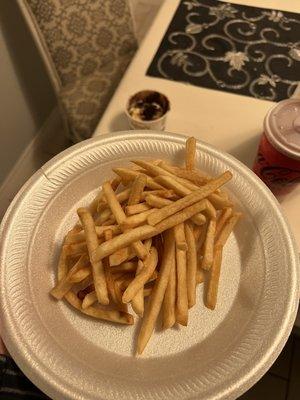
[{"x1": 125, "y1": 90, "x2": 170, "y2": 130}]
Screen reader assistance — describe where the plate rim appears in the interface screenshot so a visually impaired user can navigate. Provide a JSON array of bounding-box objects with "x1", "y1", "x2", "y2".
[{"x1": 0, "y1": 130, "x2": 299, "y2": 400}]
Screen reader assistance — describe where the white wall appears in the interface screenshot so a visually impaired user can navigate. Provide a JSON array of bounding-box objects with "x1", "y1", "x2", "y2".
[{"x1": 0, "y1": 0, "x2": 56, "y2": 184}]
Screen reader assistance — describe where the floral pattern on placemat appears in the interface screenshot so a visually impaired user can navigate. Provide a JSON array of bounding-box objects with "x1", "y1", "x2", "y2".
[{"x1": 147, "y1": 0, "x2": 300, "y2": 101}]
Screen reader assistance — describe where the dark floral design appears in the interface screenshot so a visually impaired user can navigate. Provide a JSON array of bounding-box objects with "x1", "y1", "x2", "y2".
[
  {"x1": 81, "y1": 58, "x2": 97, "y2": 76},
  {"x1": 53, "y1": 46, "x2": 73, "y2": 69},
  {"x1": 147, "y1": 0, "x2": 300, "y2": 102},
  {"x1": 109, "y1": 0, "x2": 126, "y2": 18},
  {"x1": 96, "y1": 27, "x2": 113, "y2": 48},
  {"x1": 26, "y1": 0, "x2": 137, "y2": 142},
  {"x1": 67, "y1": 12, "x2": 87, "y2": 36},
  {"x1": 35, "y1": 0, "x2": 55, "y2": 22}
]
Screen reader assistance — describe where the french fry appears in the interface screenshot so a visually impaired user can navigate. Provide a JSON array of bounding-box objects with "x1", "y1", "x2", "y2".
[
  {"x1": 137, "y1": 230, "x2": 175, "y2": 354},
  {"x1": 103, "y1": 181, "x2": 148, "y2": 260},
  {"x1": 145, "y1": 194, "x2": 172, "y2": 208},
  {"x1": 173, "y1": 223, "x2": 188, "y2": 251},
  {"x1": 201, "y1": 219, "x2": 216, "y2": 270},
  {"x1": 68, "y1": 266, "x2": 91, "y2": 283},
  {"x1": 215, "y1": 212, "x2": 242, "y2": 246},
  {"x1": 109, "y1": 238, "x2": 152, "y2": 266},
  {"x1": 102, "y1": 182, "x2": 126, "y2": 225},
  {"x1": 109, "y1": 247, "x2": 131, "y2": 266},
  {"x1": 94, "y1": 208, "x2": 114, "y2": 226},
  {"x1": 174, "y1": 226, "x2": 188, "y2": 326},
  {"x1": 215, "y1": 208, "x2": 233, "y2": 238},
  {"x1": 122, "y1": 247, "x2": 158, "y2": 303},
  {"x1": 128, "y1": 174, "x2": 147, "y2": 205},
  {"x1": 51, "y1": 254, "x2": 89, "y2": 299},
  {"x1": 65, "y1": 225, "x2": 120, "y2": 245},
  {"x1": 125, "y1": 202, "x2": 151, "y2": 216},
  {"x1": 141, "y1": 189, "x2": 175, "y2": 200},
  {"x1": 121, "y1": 208, "x2": 157, "y2": 230},
  {"x1": 162, "y1": 241, "x2": 176, "y2": 329},
  {"x1": 113, "y1": 168, "x2": 163, "y2": 190},
  {"x1": 185, "y1": 136, "x2": 196, "y2": 170},
  {"x1": 131, "y1": 260, "x2": 145, "y2": 317},
  {"x1": 197, "y1": 222, "x2": 208, "y2": 251},
  {"x1": 208, "y1": 193, "x2": 233, "y2": 210},
  {"x1": 185, "y1": 222, "x2": 197, "y2": 308},
  {"x1": 110, "y1": 261, "x2": 137, "y2": 273},
  {"x1": 196, "y1": 268, "x2": 205, "y2": 284},
  {"x1": 97, "y1": 187, "x2": 131, "y2": 213},
  {"x1": 203, "y1": 199, "x2": 217, "y2": 220},
  {"x1": 206, "y1": 245, "x2": 223, "y2": 309},
  {"x1": 154, "y1": 200, "x2": 206, "y2": 233},
  {"x1": 159, "y1": 162, "x2": 210, "y2": 185},
  {"x1": 77, "y1": 208, "x2": 109, "y2": 305},
  {"x1": 82, "y1": 291, "x2": 97, "y2": 309},
  {"x1": 147, "y1": 172, "x2": 231, "y2": 227},
  {"x1": 65, "y1": 242, "x2": 88, "y2": 256}
]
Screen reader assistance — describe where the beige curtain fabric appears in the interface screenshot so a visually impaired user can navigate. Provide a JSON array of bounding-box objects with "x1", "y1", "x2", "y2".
[{"x1": 26, "y1": 0, "x2": 137, "y2": 141}]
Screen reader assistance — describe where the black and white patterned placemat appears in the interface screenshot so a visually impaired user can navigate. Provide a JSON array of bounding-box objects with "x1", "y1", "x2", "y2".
[{"x1": 147, "y1": 0, "x2": 300, "y2": 101}]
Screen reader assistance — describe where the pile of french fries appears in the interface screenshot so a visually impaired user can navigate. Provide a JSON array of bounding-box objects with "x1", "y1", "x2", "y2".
[{"x1": 51, "y1": 137, "x2": 241, "y2": 354}]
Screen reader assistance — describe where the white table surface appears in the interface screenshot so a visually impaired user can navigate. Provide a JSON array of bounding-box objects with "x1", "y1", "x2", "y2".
[{"x1": 94, "y1": 0, "x2": 300, "y2": 323}]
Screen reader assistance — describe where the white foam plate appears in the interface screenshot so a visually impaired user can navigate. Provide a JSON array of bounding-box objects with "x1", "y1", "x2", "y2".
[{"x1": 0, "y1": 131, "x2": 299, "y2": 400}]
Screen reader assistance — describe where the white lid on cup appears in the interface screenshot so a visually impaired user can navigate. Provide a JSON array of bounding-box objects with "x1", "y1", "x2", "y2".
[{"x1": 264, "y1": 98, "x2": 300, "y2": 161}]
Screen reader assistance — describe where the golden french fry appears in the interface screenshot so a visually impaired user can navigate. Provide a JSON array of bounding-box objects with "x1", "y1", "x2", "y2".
[
  {"x1": 131, "y1": 260, "x2": 145, "y2": 317},
  {"x1": 109, "y1": 247, "x2": 131, "y2": 266},
  {"x1": 137, "y1": 230, "x2": 175, "y2": 354},
  {"x1": 197, "y1": 222, "x2": 208, "y2": 251},
  {"x1": 51, "y1": 254, "x2": 89, "y2": 299},
  {"x1": 65, "y1": 242, "x2": 87, "y2": 256},
  {"x1": 103, "y1": 181, "x2": 148, "y2": 260},
  {"x1": 145, "y1": 194, "x2": 173, "y2": 208},
  {"x1": 215, "y1": 207, "x2": 233, "y2": 238},
  {"x1": 92, "y1": 225, "x2": 157, "y2": 262},
  {"x1": 147, "y1": 172, "x2": 232, "y2": 226},
  {"x1": 121, "y1": 208, "x2": 157, "y2": 230},
  {"x1": 113, "y1": 168, "x2": 163, "y2": 190},
  {"x1": 203, "y1": 199, "x2": 217, "y2": 220},
  {"x1": 159, "y1": 162, "x2": 210, "y2": 185},
  {"x1": 185, "y1": 222, "x2": 197, "y2": 308},
  {"x1": 154, "y1": 200, "x2": 206, "y2": 233},
  {"x1": 82, "y1": 291, "x2": 97, "y2": 309},
  {"x1": 109, "y1": 239, "x2": 152, "y2": 266},
  {"x1": 162, "y1": 241, "x2": 176, "y2": 329},
  {"x1": 125, "y1": 202, "x2": 151, "y2": 216},
  {"x1": 128, "y1": 174, "x2": 147, "y2": 205},
  {"x1": 77, "y1": 208, "x2": 109, "y2": 305},
  {"x1": 173, "y1": 223, "x2": 188, "y2": 251},
  {"x1": 208, "y1": 193, "x2": 233, "y2": 210},
  {"x1": 201, "y1": 219, "x2": 216, "y2": 271},
  {"x1": 68, "y1": 266, "x2": 91, "y2": 283},
  {"x1": 97, "y1": 187, "x2": 131, "y2": 213},
  {"x1": 83, "y1": 305, "x2": 134, "y2": 324},
  {"x1": 206, "y1": 245, "x2": 223, "y2": 310},
  {"x1": 185, "y1": 137, "x2": 196, "y2": 170},
  {"x1": 174, "y1": 226, "x2": 188, "y2": 326},
  {"x1": 110, "y1": 261, "x2": 137, "y2": 273},
  {"x1": 141, "y1": 189, "x2": 175, "y2": 200},
  {"x1": 215, "y1": 212, "x2": 242, "y2": 246},
  {"x1": 64, "y1": 291, "x2": 133, "y2": 324},
  {"x1": 94, "y1": 208, "x2": 113, "y2": 226},
  {"x1": 102, "y1": 181, "x2": 126, "y2": 225},
  {"x1": 196, "y1": 268, "x2": 205, "y2": 284},
  {"x1": 122, "y1": 247, "x2": 158, "y2": 303},
  {"x1": 193, "y1": 225, "x2": 203, "y2": 243}
]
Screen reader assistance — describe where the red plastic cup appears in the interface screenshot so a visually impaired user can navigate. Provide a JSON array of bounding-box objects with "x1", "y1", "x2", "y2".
[{"x1": 253, "y1": 98, "x2": 300, "y2": 195}]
